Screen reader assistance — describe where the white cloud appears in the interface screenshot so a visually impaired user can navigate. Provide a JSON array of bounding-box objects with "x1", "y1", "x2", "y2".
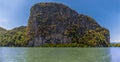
[
  {"x1": 0, "y1": 0, "x2": 25, "y2": 29},
  {"x1": 112, "y1": 40, "x2": 120, "y2": 43}
]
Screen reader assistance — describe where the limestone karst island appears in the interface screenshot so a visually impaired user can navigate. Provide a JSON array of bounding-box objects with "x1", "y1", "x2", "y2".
[{"x1": 0, "y1": 3, "x2": 110, "y2": 47}]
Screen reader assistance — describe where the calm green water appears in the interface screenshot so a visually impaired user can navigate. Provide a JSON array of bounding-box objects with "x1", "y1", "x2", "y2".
[{"x1": 0, "y1": 47, "x2": 119, "y2": 62}]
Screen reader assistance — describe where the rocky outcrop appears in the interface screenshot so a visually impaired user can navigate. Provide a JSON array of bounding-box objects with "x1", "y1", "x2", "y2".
[
  {"x1": 27, "y1": 3, "x2": 110, "y2": 47},
  {"x1": 0, "y1": 3, "x2": 110, "y2": 47}
]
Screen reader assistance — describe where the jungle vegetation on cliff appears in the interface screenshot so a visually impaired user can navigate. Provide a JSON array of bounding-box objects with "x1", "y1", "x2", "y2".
[{"x1": 0, "y1": 3, "x2": 110, "y2": 47}]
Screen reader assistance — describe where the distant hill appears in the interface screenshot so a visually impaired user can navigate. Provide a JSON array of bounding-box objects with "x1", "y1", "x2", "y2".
[
  {"x1": 0, "y1": 26, "x2": 28, "y2": 46},
  {"x1": 0, "y1": 3, "x2": 110, "y2": 47},
  {"x1": 0, "y1": 27, "x2": 6, "y2": 33},
  {"x1": 0, "y1": 27, "x2": 7, "y2": 42}
]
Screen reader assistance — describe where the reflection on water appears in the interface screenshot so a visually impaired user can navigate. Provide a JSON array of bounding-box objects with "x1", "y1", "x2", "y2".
[
  {"x1": 0, "y1": 47, "x2": 117, "y2": 62},
  {"x1": 110, "y1": 48, "x2": 120, "y2": 62},
  {"x1": 0, "y1": 48, "x2": 27, "y2": 62}
]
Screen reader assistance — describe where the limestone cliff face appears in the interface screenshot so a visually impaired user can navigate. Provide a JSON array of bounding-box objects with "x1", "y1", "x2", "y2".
[{"x1": 27, "y1": 3, "x2": 110, "y2": 47}]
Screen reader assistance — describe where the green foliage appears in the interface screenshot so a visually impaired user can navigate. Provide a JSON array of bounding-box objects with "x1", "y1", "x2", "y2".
[
  {"x1": 0, "y1": 26, "x2": 110, "y2": 47},
  {"x1": 0, "y1": 26, "x2": 30, "y2": 47},
  {"x1": 63, "y1": 25, "x2": 109, "y2": 47},
  {"x1": 111, "y1": 43, "x2": 120, "y2": 47},
  {"x1": 79, "y1": 29, "x2": 109, "y2": 47},
  {"x1": 64, "y1": 24, "x2": 81, "y2": 43},
  {"x1": 64, "y1": 26, "x2": 110, "y2": 47},
  {"x1": 44, "y1": 43, "x2": 88, "y2": 47}
]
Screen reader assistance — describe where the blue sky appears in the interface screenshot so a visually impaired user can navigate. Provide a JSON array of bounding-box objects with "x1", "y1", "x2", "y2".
[{"x1": 0, "y1": 0, "x2": 120, "y2": 43}]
